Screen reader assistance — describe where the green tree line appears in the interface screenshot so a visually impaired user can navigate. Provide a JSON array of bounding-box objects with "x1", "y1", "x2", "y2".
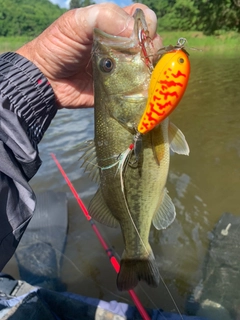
[
  {"x1": 69, "y1": 0, "x2": 95, "y2": 9},
  {"x1": 0, "y1": 0, "x2": 97, "y2": 37},
  {"x1": 134, "y1": 0, "x2": 240, "y2": 34},
  {"x1": 0, "y1": 0, "x2": 66, "y2": 37},
  {"x1": 1, "y1": 0, "x2": 240, "y2": 37}
]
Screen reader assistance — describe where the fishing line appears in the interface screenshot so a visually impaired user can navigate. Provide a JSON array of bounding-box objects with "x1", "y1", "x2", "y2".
[
  {"x1": 51, "y1": 153, "x2": 151, "y2": 320},
  {"x1": 52, "y1": 153, "x2": 183, "y2": 318},
  {"x1": 20, "y1": 241, "x2": 131, "y2": 304},
  {"x1": 137, "y1": 285, "x2": 169, "y2": 320},
  {"x1": 82, "y1": 150, "x2": 182, "y2": 318},
  {"x1": 79, "y1": 138, "x2": 184, "y2": 318},
  {"x1": 79, "y1": 139, "x2": 151, "y2": 256},
  {"x1": 131, "y1": 260, "x2": 183, "y2": 320},
  {"x1": 159, "y1": 276, "x2": 184, "y2": 320},
  {"x1": 117, "y1": 148, "x2": 183, "y2": 319},
  {"x1": 81, "y1": 145, "x2": 159, "y2": 270},
  {"x1": 119, "y1": 162, "x2": 151, "y2": 256}
]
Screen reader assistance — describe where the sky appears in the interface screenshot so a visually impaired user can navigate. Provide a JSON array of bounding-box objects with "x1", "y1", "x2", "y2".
[{"x1": 49, "y1": 0, "x2": 133, "y2": 9}]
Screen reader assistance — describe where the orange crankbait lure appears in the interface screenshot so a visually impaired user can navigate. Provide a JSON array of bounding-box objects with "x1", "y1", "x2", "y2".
[{"x1": 138, "y1": 48, "x2": 190, "y2": 134}]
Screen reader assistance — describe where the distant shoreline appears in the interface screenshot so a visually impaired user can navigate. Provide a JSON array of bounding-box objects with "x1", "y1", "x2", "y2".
[{"x1": 1, "y1": 31, "x2": 240, "y2": 54}]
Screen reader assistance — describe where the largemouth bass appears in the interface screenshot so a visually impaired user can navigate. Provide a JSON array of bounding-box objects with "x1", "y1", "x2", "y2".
[{"x1": 80, "y1": 9, "x2": 189, "y2": 291}]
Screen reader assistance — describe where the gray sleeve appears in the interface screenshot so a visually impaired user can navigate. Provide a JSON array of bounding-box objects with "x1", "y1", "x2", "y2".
[{"x1": 0, "y1": 52, "x2": 57, "y2": 270}]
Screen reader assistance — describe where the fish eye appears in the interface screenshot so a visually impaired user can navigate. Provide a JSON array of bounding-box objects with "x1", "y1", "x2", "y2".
[
  {"x1": 99, "y1": 58, "x2": 114, "y2": 73},
  {"x1": 178, "y1": 57, "x2": 185, "y2": 64}
]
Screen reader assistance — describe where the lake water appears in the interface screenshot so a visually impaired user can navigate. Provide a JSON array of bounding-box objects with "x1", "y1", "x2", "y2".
[{"x1": 4, "y1": 51, "x2": 240, "y2": 316}]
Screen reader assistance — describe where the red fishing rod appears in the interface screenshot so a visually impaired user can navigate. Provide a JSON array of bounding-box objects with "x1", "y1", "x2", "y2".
[{"x1": 51, "y1": 153, "x2": 151, "y2": 320}]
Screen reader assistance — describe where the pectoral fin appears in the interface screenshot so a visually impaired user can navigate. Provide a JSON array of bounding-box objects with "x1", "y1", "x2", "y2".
[
  {"x1": 88, "y1": 188, "x2": 119, "y2": 228},
  {"x1": 79, "y1": 140, "x2": 100, "y2": 184},
  {"x1": 168, "y1": 122, "x2": 190, "y2": 155},
  {"x1": 152, "y1": 188, "x2": 176, "y2": 230}
]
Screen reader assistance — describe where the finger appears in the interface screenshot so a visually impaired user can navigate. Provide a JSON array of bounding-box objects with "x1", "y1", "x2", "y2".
[
  {"x1": 74, "y1": 3, "x2": 159, "y2": 42},
  {"x1": 74, "y1": 3, "x2": 134, "y2": 42}
]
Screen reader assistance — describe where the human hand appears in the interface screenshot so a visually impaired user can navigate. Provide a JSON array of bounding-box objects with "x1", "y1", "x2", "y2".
[{"x1": 16, "y1": 3, "x2": 161, "y2": 109}]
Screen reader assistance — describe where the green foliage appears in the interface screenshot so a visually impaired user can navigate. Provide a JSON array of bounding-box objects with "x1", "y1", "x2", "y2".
[
  {"x1": 133, "y1": 0, "x2": 240, "y2": 34},
  {"x1": 70, "y1": 0, "x2": 80, "y2": 8},
  {"x1": 0, "y1": 0, "x2": 66, "y2": 37},
  {"x1": 196, "y1": 0, "x2": 240, "y2": 34},
  {"x1": 159, "y1": 0, "x2": 199, "y2": 31},
  {"x1": 69, "y1": 0, "x2": 95, "y2": 9}
]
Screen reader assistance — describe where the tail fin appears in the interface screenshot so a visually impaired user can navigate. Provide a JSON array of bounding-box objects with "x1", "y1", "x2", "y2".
[{"x1": 117, "y1": 257, "x2": 160, "y2": 291}]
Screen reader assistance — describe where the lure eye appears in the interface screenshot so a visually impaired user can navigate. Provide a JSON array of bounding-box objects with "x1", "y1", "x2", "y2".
[
  {"x1": 178, "y1": 57, "x2": 185, "y2": 64},
  {"x1": 99, "y1": 58, "x2": 114, "y2": 73}
]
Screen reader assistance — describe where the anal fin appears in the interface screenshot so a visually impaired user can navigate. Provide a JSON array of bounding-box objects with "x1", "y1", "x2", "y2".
[{"x1": 153, "y1": 188, "x2": 176, "y2": 230}]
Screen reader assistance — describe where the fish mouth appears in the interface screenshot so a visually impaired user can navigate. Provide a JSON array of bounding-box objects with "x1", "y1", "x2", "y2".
[{"x1": 93, "y1": 28, "x2": 138, "y2": 51}]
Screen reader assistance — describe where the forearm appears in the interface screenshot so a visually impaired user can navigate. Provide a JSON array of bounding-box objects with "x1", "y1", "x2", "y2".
[{"x1": 0, "y1": 52, "x2": 57, "y2": 270}]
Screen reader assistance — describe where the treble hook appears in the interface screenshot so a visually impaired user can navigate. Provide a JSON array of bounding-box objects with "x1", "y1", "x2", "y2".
[
  {"x1": 156, "y1": 37, "x2": 188, "y2": 61},
  {"x1": 138, "y1": 29, "x2": 153, "y2": 71},
  {"x1": 133, "y1": 8, "x2": 154, "y2": 71}
]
